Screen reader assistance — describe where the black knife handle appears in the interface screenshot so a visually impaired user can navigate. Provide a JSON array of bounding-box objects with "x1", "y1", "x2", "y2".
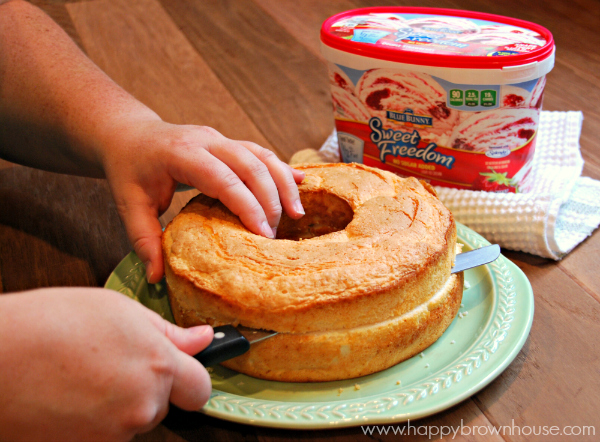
[{"x1": 194, "y1": 325, "x2": 250, "y2": 367}]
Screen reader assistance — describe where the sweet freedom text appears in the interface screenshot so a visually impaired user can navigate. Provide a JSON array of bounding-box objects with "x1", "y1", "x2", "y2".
[{"x1": 369, "y1": 117, "x2": 455, "y2": 169}]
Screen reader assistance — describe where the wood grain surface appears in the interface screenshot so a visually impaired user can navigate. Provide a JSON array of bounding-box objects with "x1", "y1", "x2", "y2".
[{"x1": 2, "y1": 1, "x2": 599, "y2": 440}]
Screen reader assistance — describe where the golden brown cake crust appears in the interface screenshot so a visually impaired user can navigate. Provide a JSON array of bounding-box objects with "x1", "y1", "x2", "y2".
[
  {"x1": 163, "y1": 163, "x2": 457, "y2": 334},
  {"x1": 222, "y1": 273, "x2": 463, "y2": 382}
]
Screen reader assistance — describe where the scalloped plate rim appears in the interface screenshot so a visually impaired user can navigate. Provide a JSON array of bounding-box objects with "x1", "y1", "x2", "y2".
[{"x1": 104, "y1": 222, "x2": 534, "y2": 429}]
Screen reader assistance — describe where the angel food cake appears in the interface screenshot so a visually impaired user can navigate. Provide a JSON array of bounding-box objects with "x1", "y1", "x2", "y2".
[
  {"x1": 163, "y1": 163, "x2": 463, "y2": 382},
  {"x1": 321, "y1": 7, "x2": 555, "y2": 193}
]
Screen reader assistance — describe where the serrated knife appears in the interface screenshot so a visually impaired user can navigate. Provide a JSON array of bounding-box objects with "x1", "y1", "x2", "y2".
[{"x1": 195, "y1": 244, "x2": 501, "y2": 367}]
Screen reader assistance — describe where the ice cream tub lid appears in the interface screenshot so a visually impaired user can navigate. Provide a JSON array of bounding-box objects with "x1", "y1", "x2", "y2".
[{"x1": 321, "y1": 7, "x2": 555, "y2": 81}]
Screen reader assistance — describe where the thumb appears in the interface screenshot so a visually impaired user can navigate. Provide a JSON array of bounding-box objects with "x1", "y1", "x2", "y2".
[
  {"x1": 144, "y1": 311, "x2": 214, "y2": 411},
  {"x1": 118, "y1": 201, "x2": 165, "y2": 284},
  {"x1": 164, "y1": 323, "x2": 214, "y2": 356},
  {"x1": 144, "y1": 308, "x2": 214, "y2": 355}
]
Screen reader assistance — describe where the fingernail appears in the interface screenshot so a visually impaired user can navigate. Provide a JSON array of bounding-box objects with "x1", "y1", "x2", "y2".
[
  {"x1": 144, "y1": 261, "x2": 153, "y2": 283},
  {"x1": 294, "y1": 199, "x2": 305, "y2": 215},
  {"x1": 271, "y1": 227, "x2": 278, "y2": 239},
  {"x1": 261, "y1": 221, "x2": 275, "y2": 238},
  {"x1": 189, "y1": 325, "x2": 212, "y2": 336}
]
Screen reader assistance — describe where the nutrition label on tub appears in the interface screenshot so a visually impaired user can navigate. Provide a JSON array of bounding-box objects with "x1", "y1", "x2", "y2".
[
  {"x1": 449, "y1": 89, "x2": 497, "y2": 108},
  {"x1": 434, "y1": 78, "x2": 501, "y2": 111}
]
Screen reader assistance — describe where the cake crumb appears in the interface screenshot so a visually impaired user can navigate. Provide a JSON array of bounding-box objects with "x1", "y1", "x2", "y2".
[
  {"x1": 206, "y1": 367, "x2": 214, "y2": 373},
  {"x1": 451, "y1": 340, "x2": 455, "y2": 344},
  {"x1": 425, "y1": 364, "x2": 430, "y2": 368},
  {"x1": 460, "y1": 303, "x2": 464, "y2": 308},
  {"x1": 458, "y1": 312, "x2": 464, "y2": 319},
  {"x1": 354, "y1": 384, "x2": 361, "y2": 391},
  {"x1": 463, "y1": 311, "x2": 469, "y2": 316},
  {"x1": 464, "y1": 281, "x2": 471, "y2": 290},
  {"x1": 420, "y1": 352, "x2": 425, "y2": 358},
  {"x1": 396, "y1": 380, "x2": 402, "y2": 385},
  {"x1": 338, "y1": 388, "x2": 344, "y2": 396}
]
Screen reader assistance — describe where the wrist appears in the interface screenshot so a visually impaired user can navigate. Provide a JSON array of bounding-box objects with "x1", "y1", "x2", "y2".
[{"x1": 84, "y1": 106, "x2": 162, "y2": 179}]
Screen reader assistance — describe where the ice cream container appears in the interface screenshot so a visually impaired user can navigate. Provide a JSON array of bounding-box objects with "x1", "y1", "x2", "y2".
[{"x1": 321, "y1": 7, "x2": 555, "y2": 192}]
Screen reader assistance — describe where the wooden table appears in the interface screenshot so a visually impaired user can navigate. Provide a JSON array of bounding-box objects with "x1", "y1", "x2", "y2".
[{"x1": 2, "y1": 1, "x2": 599, "y2": 440}]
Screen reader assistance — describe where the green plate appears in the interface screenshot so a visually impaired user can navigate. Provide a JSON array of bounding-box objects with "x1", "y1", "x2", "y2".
[{"x1": 105, "y1": 223, "x2": 533, "y2": 429}]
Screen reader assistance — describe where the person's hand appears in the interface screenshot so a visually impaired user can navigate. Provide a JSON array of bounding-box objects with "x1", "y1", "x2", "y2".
[
  {"x1": 0, "y1": 1, "x2": 305, "y2": 284},
  {"x1": 98, "y1": 117, "x2": 305, "y2": 283},
  {"x1": 0, "y1": 287, "x2": 214, "y2": 441}
]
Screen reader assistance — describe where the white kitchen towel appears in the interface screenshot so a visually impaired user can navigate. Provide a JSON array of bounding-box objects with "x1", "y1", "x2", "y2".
[{"x1": 310, "y1": 111, "x2": 600, "y2": 259}]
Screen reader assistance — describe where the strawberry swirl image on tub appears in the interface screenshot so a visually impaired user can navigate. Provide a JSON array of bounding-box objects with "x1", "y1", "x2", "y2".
[
  {"x1": 328, "y1": 64, "x2": 371, "y2": 121},
  {"x1": 404, "y1": 16, "x2": 480, "y2": 35},
  {"x1": 330, "y1": 85, "x2": 371, "y2": 121},
  {"x1": 478, "y1": 24, "x2": 547, "y2": 44},
  {"x1": 356, "y1": 68, "x2": 458, "y2": 144},
  {"x1": 353, "y1": 13, "x2": 407, "y2": 29},
  {"x1": 500, "y1": 85, "x2": 531, "y2": 108},
  {"x1": 501, "y1": 76, "x2": 546, "y2": 109},
  {"x1": 329, "y1": 64, "x2": 355, "y2": 92},
  {"x1": 456, "y1": 30, "x2": 544, "y2": 47},
  {"x1": 450, "y1": 108, "x2": 539, "y2": 153},
  {"x1": 526, "y1": 76, "x2": 546, "y2": 108}
]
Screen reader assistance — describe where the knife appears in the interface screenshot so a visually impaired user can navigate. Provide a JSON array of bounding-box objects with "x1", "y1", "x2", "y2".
[
  {"x1": 195, "y1": 244, "x2": 501, "y2": 367},
  {"x1": 195, "y1": 325, "x2": 277, "y2": 367},
  {"x1": 451, "y1": 244, "x2": 501, "y2": 274}
]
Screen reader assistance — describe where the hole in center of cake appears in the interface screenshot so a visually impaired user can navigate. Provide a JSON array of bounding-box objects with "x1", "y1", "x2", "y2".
[{"x1": 275, "y1": 191, "x2": 353, "y2": 241}]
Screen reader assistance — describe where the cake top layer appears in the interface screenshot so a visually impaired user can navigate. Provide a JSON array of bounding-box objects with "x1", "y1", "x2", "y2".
[{"x1": 163, "y1": 163, "x2": 454, "y2": 312}]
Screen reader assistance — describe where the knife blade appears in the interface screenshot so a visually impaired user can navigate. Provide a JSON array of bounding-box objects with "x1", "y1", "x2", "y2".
[
  {"x1": 195, "y1": 244, "x2": 501, "y2": 367},
  {"x1": 451, "y1": 244, "x2": 501, "y2": 274}
]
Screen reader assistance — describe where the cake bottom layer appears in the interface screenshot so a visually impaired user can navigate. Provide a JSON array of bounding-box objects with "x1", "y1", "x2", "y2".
[{"x1": 222, "y1": 273, "x2": 464, "y2": 382}]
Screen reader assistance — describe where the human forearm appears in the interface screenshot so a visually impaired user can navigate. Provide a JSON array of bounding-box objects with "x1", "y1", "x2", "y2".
[
  {"x1": 0, "y1": 0, "x2": 305, "y2": 284},
  {"x1": 0, "y1": 0, "x2": 158, "y2": 177}
]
